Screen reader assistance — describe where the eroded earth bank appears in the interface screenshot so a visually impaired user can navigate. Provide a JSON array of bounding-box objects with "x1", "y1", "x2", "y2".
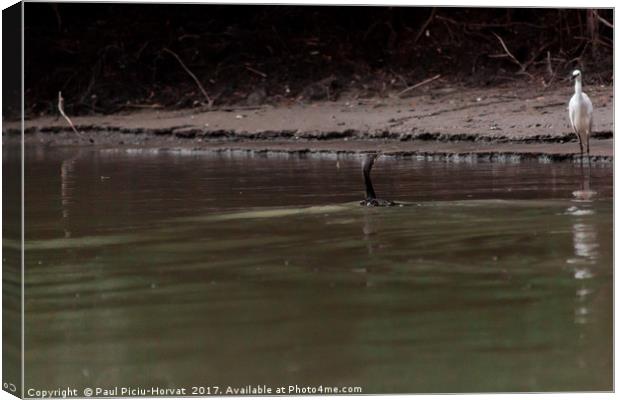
[{"x1": 4, "y1": 84, "x2": 613, "y2": 163}]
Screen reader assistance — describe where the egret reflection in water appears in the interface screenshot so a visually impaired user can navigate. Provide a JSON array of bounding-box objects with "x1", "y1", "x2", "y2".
[{"x1": 567, "y1": 171, "x2": 601, "y2": 328}]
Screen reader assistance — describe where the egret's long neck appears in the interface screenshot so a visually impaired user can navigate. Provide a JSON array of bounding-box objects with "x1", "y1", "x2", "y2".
[{"x1": 574, "y1": 76, "x2": 582, "y2": 94}]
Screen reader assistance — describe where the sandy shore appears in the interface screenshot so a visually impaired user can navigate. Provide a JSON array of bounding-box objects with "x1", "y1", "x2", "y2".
[{"x1": 4, "y1": 85, "x2": 614, "y2": 162}]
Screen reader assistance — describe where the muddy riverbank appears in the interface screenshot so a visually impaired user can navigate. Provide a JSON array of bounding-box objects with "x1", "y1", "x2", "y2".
[{"x1": 5, "y1": 85, "x2": 614, "y2": 162}]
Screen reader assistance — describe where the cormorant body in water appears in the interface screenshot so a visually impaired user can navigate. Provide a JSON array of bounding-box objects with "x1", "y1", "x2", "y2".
[{"x1": 360, "y1": 153, "x2": 399, "y2": 207}]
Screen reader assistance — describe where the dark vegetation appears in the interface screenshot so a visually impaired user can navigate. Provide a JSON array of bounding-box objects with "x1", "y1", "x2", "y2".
[{"x1": 23, "y1": 4, "x2": 613, "y2": 117}]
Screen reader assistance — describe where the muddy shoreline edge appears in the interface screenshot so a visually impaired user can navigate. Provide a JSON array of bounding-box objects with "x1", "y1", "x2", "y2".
[
  {"x1": 5, "y1": 131, "x2": 613, "y2": 164},
  {"x1": 5, "y1": 86, "x2": 614, "y2": 164}
]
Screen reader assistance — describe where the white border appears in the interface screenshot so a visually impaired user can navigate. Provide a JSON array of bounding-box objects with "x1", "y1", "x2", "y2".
[{"x1": 0, "y1": 1, "x2": 616, "y2": 400}]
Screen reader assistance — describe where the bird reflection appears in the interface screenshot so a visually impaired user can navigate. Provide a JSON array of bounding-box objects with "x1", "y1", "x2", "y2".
[
  {"x1": 567, "y1": 170, "x2": 599, "y2": 326},
  {"x1": 362, "y1": 210, "x2": 380, "y2": 256},
  {"x1": 61, "y1": 150, "x2": 83, "y2": 238},
  {"x1": 358, "y1": 211, "x2": 382, "y2": 287},
  {"x1": 572, "y1": 223, "x2": 599, "y2": 262},
  {"x1": 572, "y1": 163, "x2": 597, "y2": 201}
]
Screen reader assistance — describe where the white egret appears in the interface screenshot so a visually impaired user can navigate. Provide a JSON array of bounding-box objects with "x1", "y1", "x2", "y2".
[{"x1": 568, "y1": 69, "x2": 593, "y2": 161}]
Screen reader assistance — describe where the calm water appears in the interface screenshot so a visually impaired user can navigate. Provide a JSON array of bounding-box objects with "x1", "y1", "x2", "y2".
[{"x1": 10, "y1": 146, "x2": 614, "y2": 393}]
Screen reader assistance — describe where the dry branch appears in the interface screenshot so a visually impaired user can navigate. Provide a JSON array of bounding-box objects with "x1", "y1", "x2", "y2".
[
  {"x1": 414, "y1": 8, "x2": 436, "y2": 44},
  {"x1": 492, "y1": 32, "x2": 524, "y2": 70},
  {"x1": 397, "y1": 74, "x2": 441, "y2": 97},
  {"x1": 58, "y1": 92, "x2": 83, "y2": 137},
  {"x1": 522, "y1": 41, "x2": 554, "y2": 72},
  {"x1": 492, "y1": 32, "x2": 536, "y2": 79},
  {"x1": 597, "y1": 14, "x2": 614, "y2": 29},
  {"x1": 245, "y1": 65, "x2": 267, "y2": 78},
  {"x1": 163, "y1": 47, "x2": 214, "y2": 107},
  {"x1": 546, "y1": 51, "x2": 553, "y2": 76}
]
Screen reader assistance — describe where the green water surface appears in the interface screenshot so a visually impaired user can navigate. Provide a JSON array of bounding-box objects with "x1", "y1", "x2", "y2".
[{"x1": 11, "y1": 147, "x2": 613, "y2": 393}]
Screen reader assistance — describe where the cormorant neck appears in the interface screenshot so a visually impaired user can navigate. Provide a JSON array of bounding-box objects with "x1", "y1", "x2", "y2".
[{"x1": 362, "y1": 155, "x2": 377, "y2": 200}]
